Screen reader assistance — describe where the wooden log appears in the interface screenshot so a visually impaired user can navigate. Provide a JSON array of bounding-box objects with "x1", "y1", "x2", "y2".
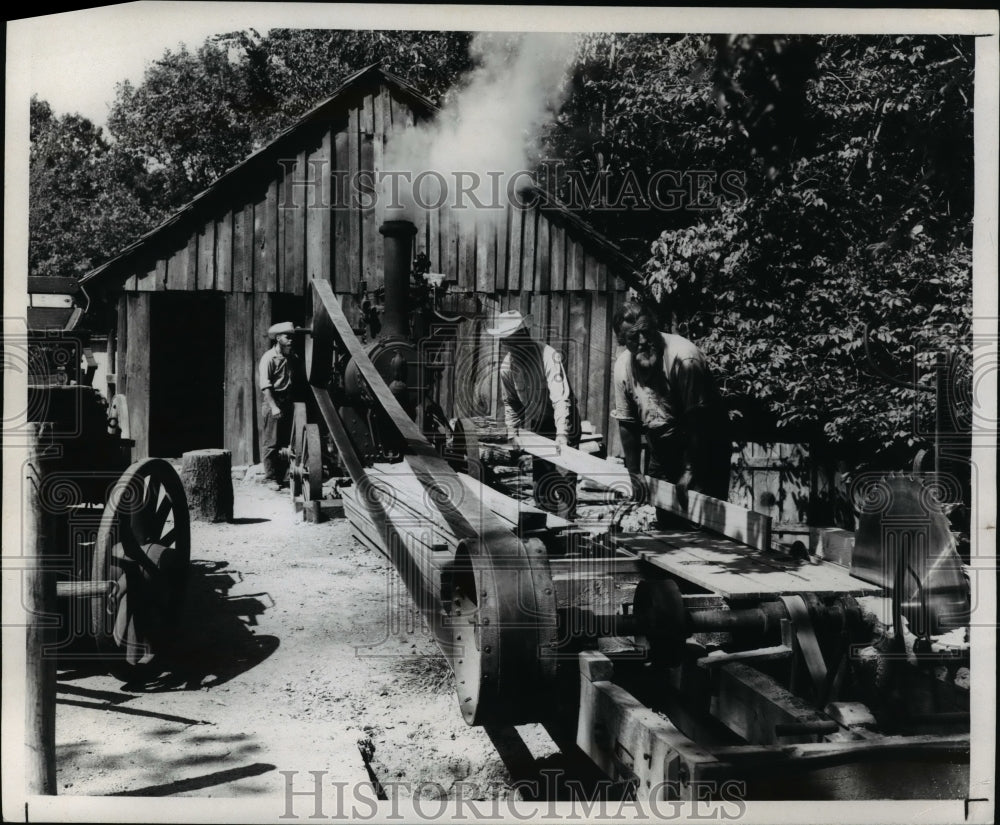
[
  {"x1": 180, "y1": 449, "x2": 233, "y2": 523},
  {"x1": 25, "y1": 438, "x2": 56, "y2": 795},
  {"x1": 514, "y1": 431, "x2": 772, "y2": 549}
]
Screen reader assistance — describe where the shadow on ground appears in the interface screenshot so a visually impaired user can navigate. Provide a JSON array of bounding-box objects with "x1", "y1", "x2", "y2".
[{"x1": 58, "y1": 559, "x2": 279, "y2": 692}]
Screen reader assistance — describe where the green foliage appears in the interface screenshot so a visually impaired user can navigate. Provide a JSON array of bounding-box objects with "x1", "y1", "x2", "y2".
[
  {"x1": 29, "y1": 96, "x2": 155, "y2": 280},
  {"x1": 32, "y1": 29, "x2": 475, "y2": 277},
  {"x1": 541, "y1": 34, "x2": 732, "y2": 254},
  {"x1": 248, "y1": 29, "x2": 474, "y2": 135},
  {"x1": 108, "y1": 43, "x2": 255, "y2": 207},
  {"x1": 642, "y1": 35, "x2": 973, "y2": 466},
  {"x1": 29, "y1": 31, "x2": 974, "y2": 472}
]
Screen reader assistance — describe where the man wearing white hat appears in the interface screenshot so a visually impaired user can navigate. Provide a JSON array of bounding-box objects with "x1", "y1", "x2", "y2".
[
  {"x1": 487, "y1": 310, "x2": 582, "y2": 517},
  {"x1": 258, "y1": 321, "x2": 304, "y2": 490}
]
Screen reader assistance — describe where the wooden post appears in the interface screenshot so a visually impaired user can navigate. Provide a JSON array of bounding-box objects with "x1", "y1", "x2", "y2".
[
  {"x1": 180, "y1": 449, "x2": 234, "y2": 523},
  {"x1": 26, "y1": 429, "x2": 57, "y2": 795}
]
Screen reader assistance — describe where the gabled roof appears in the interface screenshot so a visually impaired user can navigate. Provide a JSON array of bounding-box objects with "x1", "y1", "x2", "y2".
[
  {"x1": 81, "y1": 64, "x2": 639, "y2": 289},
  {"x1": 81, "y1": 64, "x2": 434, "y2": 288}
]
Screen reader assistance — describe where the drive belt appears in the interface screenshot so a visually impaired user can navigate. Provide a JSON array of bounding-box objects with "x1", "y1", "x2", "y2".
[{"x1": 779, "y1": 594, "x2": 828, "y2": 701}]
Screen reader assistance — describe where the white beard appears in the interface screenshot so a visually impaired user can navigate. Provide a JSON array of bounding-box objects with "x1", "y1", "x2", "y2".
[{"x1": 634, "y1": 349, "x2": 661, "y2": 371}]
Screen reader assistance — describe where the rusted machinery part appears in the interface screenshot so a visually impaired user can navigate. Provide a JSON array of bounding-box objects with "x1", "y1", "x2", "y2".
[
  {"x1": 632, "y1": 579, "x2": 687, "y2": 666},
  {"x1": 633, "y1": 582, "x2": 860, "y2": 669},
  {"x1": 308, "y1": 279, "x2": 558, "y2": 725},
  {"x1": 91, "y1": 458, "x2": 190, "y2": 672},
  {"x1": 445, "y1": 536, "x2": 558, "y2": 725},
  {"x1": 851, "y1": 473, "x2": 969, "y2": 638}
]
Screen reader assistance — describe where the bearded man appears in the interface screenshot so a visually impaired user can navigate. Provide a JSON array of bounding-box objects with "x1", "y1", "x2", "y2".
[{"x1": 611, "y1": 303, "x2": 730, "y2": 523}]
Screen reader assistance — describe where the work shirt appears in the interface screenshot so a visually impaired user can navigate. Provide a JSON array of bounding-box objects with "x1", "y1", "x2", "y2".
[
  {"x1": 258, "y1": 344, "x2": 300, "y2": 401},
  {"x1": 611, "y1": 332, "x2": 715, "y2": 436},
  {"x1": 499, "y1": 342, "x2": 580, "y2": 442}
]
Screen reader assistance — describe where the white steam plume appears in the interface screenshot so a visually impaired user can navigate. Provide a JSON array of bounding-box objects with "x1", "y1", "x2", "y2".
[{"x1": 384, "y1": 32, "x2": 577, "y2": 228}]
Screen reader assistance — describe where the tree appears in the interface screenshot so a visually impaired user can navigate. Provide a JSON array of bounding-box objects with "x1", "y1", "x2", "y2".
[
  {"x1": 29, "y1": 96, "x2": 154, "y2": 280},
  {"x1": 642, "y1": 35, "x2": 974, "y2": 472},
  {"x1": 107, "y1": 42, "x2": 257, "y2": 210}
]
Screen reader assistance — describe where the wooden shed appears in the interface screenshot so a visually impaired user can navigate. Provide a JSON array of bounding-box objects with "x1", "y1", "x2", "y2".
[{"x1": 80, "y1": 65, "x2": 639, "y2": 465}]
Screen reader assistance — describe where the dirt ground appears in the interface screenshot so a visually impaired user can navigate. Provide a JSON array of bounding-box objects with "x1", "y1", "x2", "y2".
[{"x1": 54, "y1": 475, "x2": 513, "y2": 805}]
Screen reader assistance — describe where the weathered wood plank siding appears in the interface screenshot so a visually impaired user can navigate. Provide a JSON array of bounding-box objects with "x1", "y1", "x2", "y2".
[{"x1": 110, "y1": 78, "x2": 632, "y2": 460}]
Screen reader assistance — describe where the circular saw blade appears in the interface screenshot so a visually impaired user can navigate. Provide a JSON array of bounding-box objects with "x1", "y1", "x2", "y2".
[{"x1": 851, "y1": 473, "x2": 968, "y2": 636}]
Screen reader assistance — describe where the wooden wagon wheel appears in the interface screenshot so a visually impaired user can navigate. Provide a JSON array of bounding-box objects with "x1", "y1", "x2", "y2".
[
  {"x1": 91, "y1": 458, "x2": 190, "y2": 671},
  {"x1": 301, "y1": 423, "x2": 323, "y2": 502}
]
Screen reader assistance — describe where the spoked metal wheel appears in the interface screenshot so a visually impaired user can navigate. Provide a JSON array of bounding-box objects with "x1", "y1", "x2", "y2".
[{"x1": 91, "y1": 458, "x2": 190, "y2": 672}]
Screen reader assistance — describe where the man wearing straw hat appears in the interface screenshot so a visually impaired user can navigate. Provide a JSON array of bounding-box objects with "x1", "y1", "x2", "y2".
[
  {"x1": 258, "y1": 321, "x2": 305, "y2": 491},
  {"x1": 487, "y1": 310, "x2": 582, "y2": 518}
]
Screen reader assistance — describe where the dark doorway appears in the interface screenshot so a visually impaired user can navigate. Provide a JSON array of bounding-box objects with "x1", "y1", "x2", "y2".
[{"x1": 149, "y1": 293, "x2": 225, "y2": 457}]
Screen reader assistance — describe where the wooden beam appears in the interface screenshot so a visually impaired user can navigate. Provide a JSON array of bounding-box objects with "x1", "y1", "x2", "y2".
[
  {"x1": 455, "y1": 472, "x2": 572, "y2": 533},
  {"x1": 125, "y1": 293, "x2": 151, "y2": 459},
  {"x1": 224, "y1": 293, "x2": 256, "y2": 465},
  {"x1": 334, "y1": 126, "x2": 352, "y2": 292},
  {"x1": 25, "y1": 450, "x2": 56, "y2": 795},
  {"x1": 576, "y1": 651, "x2": 721, "y2": 801},
  {"x1": 217, "y1": 212, "x2": 233, "y2": 292},
  {"x1": 514, "y1": 432, "x2": 772, "y2": 549},
  {"x1": 27, "y1": 276, "x2": 81, "y2": 294},
  {"x1": 507, "y1": 205, "x2": 523, "y2": 291},
  {"x1": 536, "y1": 215, "x2": 551, "y2": 292},
  {"x1": 520, "y1": 207, "x2": 537, "y2": 293},
  {"x1": 197, "y1": 220, "x2": 215, "y2": 290},
  {"x1": 265, "y1": 178, "x2": 279, "y2": 292},
  {"x1": 348, "y1": 106, "x2": 361, "y2": 292}
]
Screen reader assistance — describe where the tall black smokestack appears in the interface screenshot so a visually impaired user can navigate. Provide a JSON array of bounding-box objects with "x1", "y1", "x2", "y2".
[{"x1": 379, "y1": 220, "x2": 417, "y2": 341}]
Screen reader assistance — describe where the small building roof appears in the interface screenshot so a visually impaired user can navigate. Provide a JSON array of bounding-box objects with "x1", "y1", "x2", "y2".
[{"x1": 81, "y1": 64, "x2": 639, "y2": 290}]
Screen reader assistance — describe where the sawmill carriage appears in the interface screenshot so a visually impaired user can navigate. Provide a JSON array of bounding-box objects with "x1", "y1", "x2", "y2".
[
  {"x1": 295, "y1": 219, "x2": 972, "y2": 800},
  {"x1": 26, "y1": 276, "x2": 190, "y2": 676}
]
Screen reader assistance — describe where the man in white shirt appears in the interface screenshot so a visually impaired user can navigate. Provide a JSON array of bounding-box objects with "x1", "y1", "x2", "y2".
[
  {"x1": 258, "y1": 321, "x2": 304, "y2": 490},
  {"x1": 487, "y1": 311, "x2": 582, "y2": 517}
]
